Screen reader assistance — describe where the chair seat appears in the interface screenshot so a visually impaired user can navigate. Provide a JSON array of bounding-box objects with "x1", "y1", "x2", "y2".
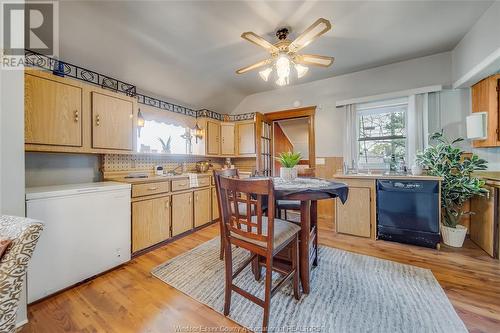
[
  {"x1": 231, "y1": 216, "x2": 301, "y2": 249},
  {"x1": 276, "y1": 200, "x2": 301, "y2": 210}
]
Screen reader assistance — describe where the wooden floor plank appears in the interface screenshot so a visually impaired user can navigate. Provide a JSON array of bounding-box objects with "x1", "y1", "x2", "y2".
[{"x1": 20, "y1": 219, "x2": 500, "y2": 333}]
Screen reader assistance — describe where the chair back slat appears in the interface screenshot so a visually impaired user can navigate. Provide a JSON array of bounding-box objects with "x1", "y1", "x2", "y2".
[{"x1": 218, "y1": 177, "x2": 275, "y2": 249}]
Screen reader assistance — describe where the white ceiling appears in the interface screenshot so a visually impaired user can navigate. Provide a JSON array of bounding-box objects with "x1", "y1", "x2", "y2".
[{"x1": 58, "y1": 1, "x2": 493, "y2": 113}]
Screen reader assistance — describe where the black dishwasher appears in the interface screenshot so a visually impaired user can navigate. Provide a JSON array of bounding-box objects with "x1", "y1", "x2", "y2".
[{"x1": 377, "y1": 179, "x2": 440, "y2": 249}]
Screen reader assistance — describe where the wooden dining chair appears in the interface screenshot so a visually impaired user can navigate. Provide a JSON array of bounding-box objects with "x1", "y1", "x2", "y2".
[
  {"x1": 213, "y1": 169, "x2": 240, "y2": 260},
  {"x1": 218, "y1": 177, "x2": 301, "y2": 331}
]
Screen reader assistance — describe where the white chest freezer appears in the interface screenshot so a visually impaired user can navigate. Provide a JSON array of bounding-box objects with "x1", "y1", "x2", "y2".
[{"x1": 26, "y1": 182, "x2": 131, "y2": 303}]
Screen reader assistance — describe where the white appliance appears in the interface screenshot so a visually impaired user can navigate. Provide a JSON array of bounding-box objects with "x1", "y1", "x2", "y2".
[{"x1": 26, "y1": 182, "x2": 131, "y2": 303}]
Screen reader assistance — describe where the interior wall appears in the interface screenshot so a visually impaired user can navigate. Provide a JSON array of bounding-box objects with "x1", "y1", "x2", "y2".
[
  {"x1": 25, "y1": 153, "x2": 102, "y2": 187},
  {"x1": 0, "y1": 69, "x2": 25, "y2": 216},
  {"x1": 277, "y1": 118, "x2": 310, "y2": 160},
  {"x1": 435, "y1": 88, "x2": 500, "y2": 170},
  {"x1": 452, "y1": 1, "x2": 500, "y2": 86},
  {"x1": 273, "y1": 123, "x2": 294, "y2": 173},
  {"x1": 232, "y1": 52, "x2": 453, "y2": 158}
]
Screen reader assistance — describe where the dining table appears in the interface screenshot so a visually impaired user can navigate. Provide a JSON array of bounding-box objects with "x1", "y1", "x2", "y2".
[{"x1": 272, "y1": 177, "x2": 349, "y2": 294}]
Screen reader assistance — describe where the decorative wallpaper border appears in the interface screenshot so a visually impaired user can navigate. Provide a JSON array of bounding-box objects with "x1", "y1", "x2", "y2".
[{"x1": 24, "y1": 49, "x2": 256, "y2": 122}]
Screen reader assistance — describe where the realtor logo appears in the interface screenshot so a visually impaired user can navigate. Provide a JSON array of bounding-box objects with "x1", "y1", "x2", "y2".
[{"x1": 2, "y1": 1, "x2": 58, "y2": 59}]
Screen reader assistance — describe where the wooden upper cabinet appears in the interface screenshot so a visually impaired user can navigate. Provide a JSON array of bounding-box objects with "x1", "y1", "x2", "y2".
[
  {"x1": 237, "y1": 122, "x2": 256, "y2": 155},
  {"x1": 472, "y1": 75, "x2": 500, "y2": 148},
  {"x1": 206, "y1": 121, "x2": 220, "y2": 155},
  {"x1": 91, "y1": 92, "x2": 134, "y2": 150},
  {"x1": 220, "y1": 123, "x2": 235, "y2": 155},
  {"x1": 194, "y1": 188, "x2": 211, "y2": 227},
  {"x1": 25, "y1": 73, "x2": 83, "y2": 146}
]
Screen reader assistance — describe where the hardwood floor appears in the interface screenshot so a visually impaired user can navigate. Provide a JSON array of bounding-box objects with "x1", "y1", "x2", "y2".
[{"x1": 21, "y1": 219, "x2": 500, "y2": 333}]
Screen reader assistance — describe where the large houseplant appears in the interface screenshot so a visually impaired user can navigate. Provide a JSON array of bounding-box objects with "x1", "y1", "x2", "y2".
[
  {"x1": 416, "y1": 131, "x2": 487, "y2": 247},
  {"x1": 276, "y1": 151, "x2": 301, "y2": 181}
]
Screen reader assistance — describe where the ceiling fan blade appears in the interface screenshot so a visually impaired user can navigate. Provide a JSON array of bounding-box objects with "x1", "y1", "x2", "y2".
[
  {"x1": 236, "y1": 59, "x2": 273, "y2": 74},
  {"x1": 288, "y1": 18, "x2": 332, "y2": 53},
  {"x1": 241, "y1": 32, "x2": 279, "y2": 53},
  {"x1": 294, "y1": 54, "x2": 334, "y2": 67}
]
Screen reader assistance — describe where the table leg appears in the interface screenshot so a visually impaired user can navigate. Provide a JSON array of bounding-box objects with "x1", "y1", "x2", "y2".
[
  {"x1": 311, "y1": 200, "x2": 318, "y2": 267},
  {"x1": 300, "y1": 200, "x2": 311, "y2": 294}
]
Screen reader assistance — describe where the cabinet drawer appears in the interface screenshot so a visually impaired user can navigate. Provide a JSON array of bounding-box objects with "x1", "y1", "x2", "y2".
[
  {"x1": 171, "y1": 179, "x2": 190, "y2": 191},
  {"x1": 132, "y1": 181, "x2": 170, "y2": 197},
  {"x1": 197, "y1": 177, "x2": 210, "y2": 187}
]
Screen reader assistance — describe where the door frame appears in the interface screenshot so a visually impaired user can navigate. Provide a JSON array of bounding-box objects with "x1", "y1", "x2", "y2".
[{"x1": 265, "y1": 106, "x2": 316, "y2": 175}]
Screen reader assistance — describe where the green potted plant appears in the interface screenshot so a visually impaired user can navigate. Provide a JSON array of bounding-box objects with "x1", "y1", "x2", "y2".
[
  {"x1": 276, "y1": 151, "x2": 301, "y2": 181},
  {"x1": 158, "y1": 136, "x2": 172, "y2": 154},
  {"x1": 416, "y1": 131, "x2": 487, "y2": 247}
]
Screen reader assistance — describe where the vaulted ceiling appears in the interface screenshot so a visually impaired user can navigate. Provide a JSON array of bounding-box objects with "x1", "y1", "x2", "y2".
[{"x1": 58, "y1": 1, "x2": 492, "y2": 113}]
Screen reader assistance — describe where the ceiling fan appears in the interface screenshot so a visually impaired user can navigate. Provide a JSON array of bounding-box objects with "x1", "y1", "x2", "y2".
[{"x1": 236, "y1": 18, "x2": 334, "y2": 86}]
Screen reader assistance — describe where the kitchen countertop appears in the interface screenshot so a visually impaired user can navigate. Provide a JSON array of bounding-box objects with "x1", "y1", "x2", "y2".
[
  {"x1": 333, "y1": 173, "x2": 443, "y2": 181},
  {"x1": 105, "y1": 172, "x2": 212, "y2": 185}
]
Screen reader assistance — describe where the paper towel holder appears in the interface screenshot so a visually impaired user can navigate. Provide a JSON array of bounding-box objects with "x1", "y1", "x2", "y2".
[{"x1": 466, "y1": 112, "x2": 487, "y2": 140}]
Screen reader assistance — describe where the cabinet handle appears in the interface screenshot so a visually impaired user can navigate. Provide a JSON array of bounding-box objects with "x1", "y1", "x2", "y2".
[
  {"x1": 188, "y1": 196, "x2": 192, "y2": 204},
  {"x1": 95, "y1": 114, "x2": 100, "y2": 126},
  {"x1": 74, "y1": 110, "x2": 79, "y2": 122},
  {"x1": 148, "y1": 187, "x2": 158, "y2": 191},
  {"x1": 166, "y1": 201, "x2": 170, "y2": 209}
]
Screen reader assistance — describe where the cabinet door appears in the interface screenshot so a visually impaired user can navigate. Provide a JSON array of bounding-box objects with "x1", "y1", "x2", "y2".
[
  {"x1": 220, "y1": 123, "x2": 235, "y2": 155},
  {"x1": 212, "y1": 187, "x2": 219, "y2": 221},
  {"x1": 336, "y1": 187, "x2": 371, "y2": 237},
  {"x1": 206, "y1": 121, "x2": 220, "y2": 155},
  {"x1": 194, "y1": 189, "x2": 211, "y2": 227},
  {"x1": 472, "y1": 75, "x2": 500, "y2": 147},
  {"x1": 172, "y1": 192, "x2": 193, "y2": 236},
  {"x1": 92, "y1": 92, "x2": 134, "y2": 150},
  {"x1": 237, "y1": 122, "x2": 255, "y2": 155},
  {"x1": 470, "y1": 185, "x2": 496, "y2": 257},
  {"x1": 132, "y1": 196, "x2": 170, "y2": 252},
  {"x1": 25, "y1": 74, "x2": 82, "y2": 146}
]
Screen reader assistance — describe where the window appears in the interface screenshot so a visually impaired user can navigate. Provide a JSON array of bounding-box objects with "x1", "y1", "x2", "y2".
[
  {"x1": 356, "y1": 98, "x2": 408, "y2": 169},
  {"x1": 137, "y1": 120, "x2": 189, "y2": 154}
]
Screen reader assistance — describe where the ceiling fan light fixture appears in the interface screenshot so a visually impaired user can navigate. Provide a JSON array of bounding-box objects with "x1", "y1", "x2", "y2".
[
  {"x1": 295, "y1": 64, "x2": 309, "y2": 78},
  {"x1": 275, "y1": 76, "x2": 288, "y2": 86},
  {"x1": 276, "y1": 54, "x2": 291, "y2": 84},
  {"x1": 259, "y1": 67, "x2": 272, "y2": 82}
]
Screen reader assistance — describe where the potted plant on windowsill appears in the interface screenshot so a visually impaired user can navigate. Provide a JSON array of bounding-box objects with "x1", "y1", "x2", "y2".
[
  {"x1": 158, "y1": 136, "x2": 172, "y2": 154},
  {"x1": 276, "y1": 151, "x2": 301, "y2": 181},
  {"x1": 416, "y1": 131, "x2": 487, "y2": 247}
]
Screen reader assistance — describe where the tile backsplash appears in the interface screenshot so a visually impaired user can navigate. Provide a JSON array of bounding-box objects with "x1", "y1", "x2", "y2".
[{"x1": 102, "y1": 154, "x2": 223, "y2": 172}]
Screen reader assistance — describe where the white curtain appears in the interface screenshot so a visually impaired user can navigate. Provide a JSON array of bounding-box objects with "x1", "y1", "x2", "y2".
[
  {"x1": 406, "y1": 93, "x2": 428, "y2": 164},
  {"x1": 342, "y1": 104, "x2": 357, "y2": 167}
]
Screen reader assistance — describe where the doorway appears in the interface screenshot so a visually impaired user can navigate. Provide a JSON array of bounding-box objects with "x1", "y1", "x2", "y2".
[{"x1": 265, "y1": 107, "x2": 316, "y2": 176}]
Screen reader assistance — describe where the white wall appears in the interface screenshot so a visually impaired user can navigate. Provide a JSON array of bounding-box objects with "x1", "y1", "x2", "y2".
[
  {"x1": 0, "y1": 62, "x2": 28, "y2": 329},
  {"x1": 435, "y1": 89, "x2": 500, "y2": 171},
  {"x1": 232, "y1": 52, "x2": 453, "y2": 157},
  {"x1": 0, "y1": 70, "x2": 25, "y2": 216},
  {"x1": 452, "y1": 1, "x2": 500, "y2": 87}
]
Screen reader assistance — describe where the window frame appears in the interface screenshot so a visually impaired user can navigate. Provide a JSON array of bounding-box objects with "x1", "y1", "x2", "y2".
[{"x1": 355, "y1": 98, "x2": 409, "y2": 170}]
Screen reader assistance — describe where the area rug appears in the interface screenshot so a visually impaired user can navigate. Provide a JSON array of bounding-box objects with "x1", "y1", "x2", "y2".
[{"x1": 152, "y1": 238, "x2": 467, "y2": 333}]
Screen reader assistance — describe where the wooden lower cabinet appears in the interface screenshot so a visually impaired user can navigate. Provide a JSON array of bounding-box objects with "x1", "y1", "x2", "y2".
[
  {"x1": 470, "y1": 185, "x2": 497, "y2": 257},
  {"x1": 172, "y1": 192, "x2": 194, "y2": 236},
  {"x1": 335, "y1": 178, "x2": 375, "y2": 238},
  {"x1": 132, "y1": 196, "x2": 170, "y2": 252},
  {"x1": 212, "y1": 187, "x2": 219, "y2": 221},
  {"x1": 194, "y1": 188, "x2": 211, "y2": 227}
]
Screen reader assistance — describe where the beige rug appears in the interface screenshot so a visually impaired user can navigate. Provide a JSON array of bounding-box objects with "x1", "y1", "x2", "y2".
[{"x1": 152, "y1": 238, "x2": 467, "y2": 333}]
